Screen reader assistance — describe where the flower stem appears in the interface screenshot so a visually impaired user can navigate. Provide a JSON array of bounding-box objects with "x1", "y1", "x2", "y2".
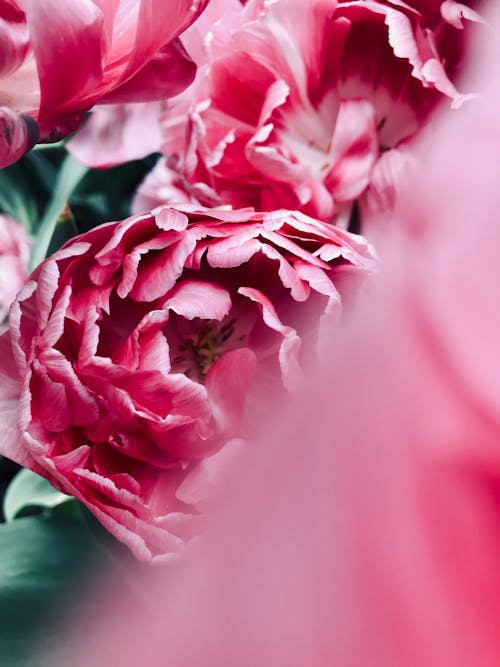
[{"x1": 29, "y1": 154, "x2": 87, "y2": 271}]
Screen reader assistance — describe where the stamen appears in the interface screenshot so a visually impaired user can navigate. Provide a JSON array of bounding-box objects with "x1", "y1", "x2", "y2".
[{"x1": 169, "y1": 313, "x2": 251, "y2": 382}]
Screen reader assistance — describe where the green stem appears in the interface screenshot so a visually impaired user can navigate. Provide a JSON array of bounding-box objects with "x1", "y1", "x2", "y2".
[{"x1": 29, "y1": 154, "x2": 88, "y2": 271}]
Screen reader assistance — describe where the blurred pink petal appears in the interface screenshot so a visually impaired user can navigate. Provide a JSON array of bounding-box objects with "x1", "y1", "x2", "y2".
[{"x1": 67, "y1": 103, "x2": 164, "y2": 169}]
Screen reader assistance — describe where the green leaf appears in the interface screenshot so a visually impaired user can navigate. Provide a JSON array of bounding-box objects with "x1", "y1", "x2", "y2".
[
  {"x1": 46, "y1": 207, "x2": 79, "y2": 257},
  {"x1": 3, "y1": 468, "x2": 71, "y2": 522},
  {"x1": 0, "y1": 147, "x2": 69, "y2": 230},
  {"x1": 29, "y1": 154, "x2": 88, "y2": 270},
  {"x1": 69, "y1": 153, "x2": 160, "y2": 232},
  {"x1": 0, "y1": 509, "x2": 130, "y2": 667}
]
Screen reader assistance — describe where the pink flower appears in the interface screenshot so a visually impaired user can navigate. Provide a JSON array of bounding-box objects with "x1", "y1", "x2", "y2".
[
  {"x1": 142, "y1": 0, "x2": 477, "y2": 231},
  {"x1": 0, "y1": 0, "x2": 209, "y2": 168},
  {"x1": 0, "y1": 214, "x2": 30, "y2": 322},
  {"x1": 0, "y1": 206, "x2": 375, "y2": 562}
]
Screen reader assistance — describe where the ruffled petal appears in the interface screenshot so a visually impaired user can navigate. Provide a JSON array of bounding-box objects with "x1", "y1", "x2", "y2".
[
  {"x1": 440, "y1": 0, "x2": 484, "y2": 29},
  {"x1": 205, "y1": 348, "x2": 257, "y2": 433}
]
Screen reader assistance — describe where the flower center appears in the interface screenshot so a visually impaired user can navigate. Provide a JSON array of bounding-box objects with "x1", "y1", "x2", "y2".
[
  {"x1": 170, "y1": 317, "x2": 244, "y2": 381},
  {"x1": 277, "y1": 97, "x2": 337, "y2": 182}
]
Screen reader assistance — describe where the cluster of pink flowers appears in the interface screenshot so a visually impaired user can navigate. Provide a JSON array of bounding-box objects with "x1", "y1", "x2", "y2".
[
  {"x1": 73, "y1": 0, "x2": 482, "y2": 231},
  {"x1": 0, "y1": 0, "x2": 485, "y2": 563}
]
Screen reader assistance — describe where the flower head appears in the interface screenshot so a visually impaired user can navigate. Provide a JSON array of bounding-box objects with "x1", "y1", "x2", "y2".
[
  {"x1": 0, "y1": 206, "x2": 375, "y2": 561},
  {"x1": 144, "y1": 0, "x2": 478, "y2": 231}
]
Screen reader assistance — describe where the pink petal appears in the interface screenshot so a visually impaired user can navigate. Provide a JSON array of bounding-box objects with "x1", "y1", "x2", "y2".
[
  {"x1": 246, "y1": 126, "x2": 311, "y2": 190},
  {"x1": 113, "y1": 309, "x2": 170, "y2": 371},
  {"x1": 32, "y1": 361, "x2": 71, "y2": 433},
  {"x1": 40, "y1": 284, "x2": 71, "y2": 348},
  {"x1": 24, "y1": 0, "x2": 105, "y2": 123},
  {"x1": 0, "y1": 107, "x2": 38, "y2": 168},
  {"x1": 154, "y1": 207, "x2": 189, "y2": 231},
  {"x1": 107, "y1": 0, "x2": 208, "y2": 88},
  {"x1": 238, "y1": 287, "x2": 302, "y2": 390},
  {"x1": 78, "y1": 308, "x2": 101, "y2": 366},
  {"x1": 165, "y1": 280, "x2": 232, "y2": 321},
  {"x1": 205, "y1": 348, "x2": 257, "y2": 434},
  {"x1": 50, "y1": 445, "x2": 91, "y2": 477},
  {"x1": 99, "y1": 39, "x2": 196, "y2": 104},
  {"x1": 440, "y1": 0, "x2": 484, "y2": 29},
  {"x1": 361, "y1": 145, "x2": 417, "y2": 233},
  {"x1": 0, "y1": 8, "x2": 30, "y2": 78},
  {"x1": 420, "y1": 59, "x2": 476, "y2": 109},
  {"x1": 129, "y1": 232, "x2": 197, "y2": 301},
  {"x1": 38, "y1": 348, "x2": 100, "y2": 426},
  {"x1": 137, "y1": 328, "x2": 171, "y2": 374},
  {"x1": 175, "y1": 437, "x2": 247, "y2": 509},
  {"x1": 82, "y1": 498, "x2": 184, "y2": 562},
  {"x1": 34, "y1": 259, "x2": 60, "y2": 330},
  {"x1": 92, "y1": 0, "x2": 121, "y2": 56},
  {"x1": 180, "y1": 0, "x2": 244, "y2": 65},
  {"x1": 68, "y1": 102, "x2": 165, "y2": 168},
  {"x1": 8, "y1": 280, "x2": 37, "y2": 376},
  {"x1": 324, "y1": 99, "x2": 379, "y2": 202},
  {"x1": 260, "y1": 243, "x2": 310, "y2": 302},
  {"x1": 73, "y1": 468, "x2": 148, "y2": 517},
  {"x1": 0, "y1": 331, "x2": 41, "y2": 470},
  {"x1": 205, "y1": 229, "x2": 262, "y2": 268},
  {"x1": 145, "y1": 418, "x2": 215, "y2": 461},
  {"x1": 132, "y1": 158, "x2": 195, "y2": 214}
]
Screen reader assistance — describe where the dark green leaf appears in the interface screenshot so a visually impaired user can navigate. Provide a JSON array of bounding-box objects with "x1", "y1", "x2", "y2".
[
  {"x1": 69, "y1": 154, "x2": 160, "y2": 233},
  {"x1": 3, "y1": 468, "x2": 71, "y2": 522},
  {"x1": 0, "y1": 507, "x2": 131, "y2": 667}
]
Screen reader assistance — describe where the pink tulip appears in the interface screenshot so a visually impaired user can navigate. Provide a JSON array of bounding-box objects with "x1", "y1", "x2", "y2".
[
  {"x1": 0, "y1": 214, "x2": 30, "y2": 323},
  {"x1": 139, "y1": 0, "x2": 478, "y2": 233},
  {"x1": 0, "y1": 206, "x2": 375, "y2": 561},
  {"x1": 0, "y1": 0, "x2": 209, "y2": 168}
]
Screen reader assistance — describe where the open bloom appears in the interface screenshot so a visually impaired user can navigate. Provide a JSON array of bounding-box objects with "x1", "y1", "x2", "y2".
[
  {"x1": 0, "y1": 214, "x2": 30, "y2": 322},
  {"x1": 0, "y1": 206, "x2": 375, "y2": 561},
  {"x1": 139, "y1": 0, "x2": 478, "y2": 232},
  {"x1": 0, "y1": 0, "x2": 208, "y2": 167}
]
